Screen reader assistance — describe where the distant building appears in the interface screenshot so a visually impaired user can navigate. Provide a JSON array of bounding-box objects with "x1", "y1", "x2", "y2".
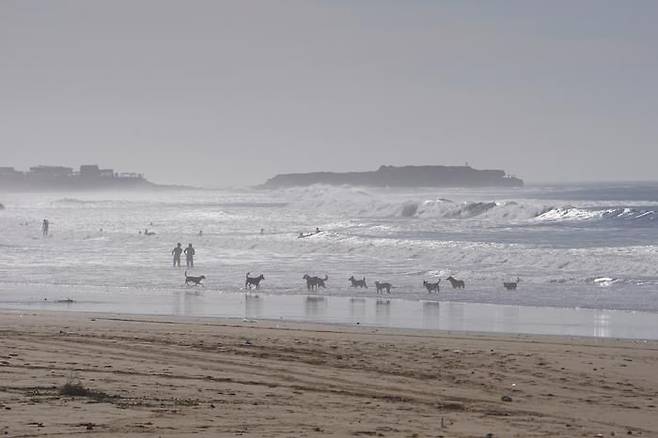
[
  {"x1": 1, "y1": 163, "x2": 153, "y2": 191},
  {"x1": 29, "y1": 166, "x2": 74, "y2": 177},
  {"x1": 0, "y1": 167, "x2": 22, "y2": 176},
  {"x1": 80, "y1": 164, "x2": 101, "y2": 177}
]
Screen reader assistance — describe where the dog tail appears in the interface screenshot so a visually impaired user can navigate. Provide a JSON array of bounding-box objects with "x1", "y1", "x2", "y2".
[
  {"x1": 246, "y1": 272, "x2": 250, "y2": 279},
  {"x1": 184, "y1": 271, "x2": 188, "y2": 277}
]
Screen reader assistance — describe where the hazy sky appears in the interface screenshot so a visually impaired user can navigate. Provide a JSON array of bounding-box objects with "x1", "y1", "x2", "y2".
[{"x1": 1, "y1": 1, "x2": 657, "y2": 187}]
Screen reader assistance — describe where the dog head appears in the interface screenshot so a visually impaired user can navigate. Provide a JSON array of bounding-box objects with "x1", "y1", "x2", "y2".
[
  {"x1": 348, "y1": 276, "x2": 355, "y2": 282},
  {"x1": 258, "y1": 274, "x2": 265, "y2": 280},
  {"x1": 303, "y1": 274, "x2": 310, "y2": 280}
]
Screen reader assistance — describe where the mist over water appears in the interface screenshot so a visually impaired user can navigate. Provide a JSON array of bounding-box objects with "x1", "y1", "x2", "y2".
[{"x1": 1, "y1": 182, "x2": 657, "y2": 316}]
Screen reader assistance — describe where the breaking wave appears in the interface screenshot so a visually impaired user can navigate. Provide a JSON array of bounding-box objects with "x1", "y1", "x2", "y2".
[
  {"x1": 535, "y1": 206, "x2": 658, "y2": 225},
  {"x1": 281, "y1": 185, "x2": 658, "y2": 227}
]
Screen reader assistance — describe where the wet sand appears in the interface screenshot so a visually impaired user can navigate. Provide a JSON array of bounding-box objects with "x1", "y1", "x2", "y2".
[
  {"x1": 3, "y1": 286, "x2": 658, "y2": 339},
  {"x1": 1, "y1": 311, "x2": 657, "y2": 437}
]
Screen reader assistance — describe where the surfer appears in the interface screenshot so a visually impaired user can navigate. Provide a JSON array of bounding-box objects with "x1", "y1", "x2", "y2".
[
  {"x1": 41, "y1": 219, "x2": 49, "y2": 237},
  {"x1": 184, "y1": 243, "x2": 195, "y2": 268},
  {"x1": 172, "y1": 242, "x2": 183, "y2": 267}
]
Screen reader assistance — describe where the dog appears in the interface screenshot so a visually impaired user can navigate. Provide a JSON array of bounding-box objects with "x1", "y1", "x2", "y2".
[
  {"x1": 348, "y1": 276, "x2": 368, "y2": 288},
  {"x1": 374, "y1": 281, "x2": 392, "y2": 294},
  {"x1": 303, "y1": 274, "x2": 328, "y2": 290},
  {"x1": 185, "y1": 271, "x2": 206, "y2": 286},
  {"x1": 503, "y1": 277, "x2": 521, "y2": 290},
  {"x1": 446, "y1": 276, "x2": 465, "y2": 289},
  {"x1": 423, "y1": 279, "x2": 441, "y2": 293},
  {"x1": 245, "y1": 272, "x2": 265, "y2": 289}
]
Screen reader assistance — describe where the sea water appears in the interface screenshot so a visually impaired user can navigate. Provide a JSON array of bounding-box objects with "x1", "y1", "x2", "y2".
[{"x1": 1, "y1": 183, "x2": 657, "y2": 337}]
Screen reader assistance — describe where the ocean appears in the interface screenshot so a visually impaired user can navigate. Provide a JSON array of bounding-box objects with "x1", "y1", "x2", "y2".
[{"x1": 1, "y1": 183, "x2": 657, "y2": 337}]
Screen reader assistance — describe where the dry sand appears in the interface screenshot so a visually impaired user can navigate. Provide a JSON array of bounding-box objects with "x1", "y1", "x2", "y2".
[{"x1": 0, "y1": 310, "x2": 657, "y2": 437}]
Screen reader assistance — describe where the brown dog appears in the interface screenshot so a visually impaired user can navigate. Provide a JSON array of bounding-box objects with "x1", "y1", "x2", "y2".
[
  {"x1": 423, "y1": 279, "x2": 440, "y2": 293},
  {"x1": 303, "y1": 274, "x2": 328, "y2": 290},
  {"x1": 245, "y1": 272, "x2": 265, "y2": 289},
  {"x1": 374, "y1": 281, "x2": 392, "y2": 294},
  {"x1": 185, "y1": 271, "x2": 206, "y2": 286},
  {"x1": 348, "y1": 276, "x2": 368, "y2": 288}
]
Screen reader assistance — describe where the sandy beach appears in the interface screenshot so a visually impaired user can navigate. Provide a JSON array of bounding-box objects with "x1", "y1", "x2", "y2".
[{"x1": 1, "y1": 311, "x2": 657, "y2": 437}]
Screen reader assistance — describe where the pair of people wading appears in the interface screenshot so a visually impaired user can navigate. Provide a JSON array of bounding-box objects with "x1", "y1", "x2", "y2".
[{"x1": 172, "y1": 243, "x2": 195, "y2": 268}]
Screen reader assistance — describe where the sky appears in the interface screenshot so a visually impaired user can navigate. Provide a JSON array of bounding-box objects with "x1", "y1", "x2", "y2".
[{"x1": 1, "y1": 0, "x2": 657, "y2": 187}]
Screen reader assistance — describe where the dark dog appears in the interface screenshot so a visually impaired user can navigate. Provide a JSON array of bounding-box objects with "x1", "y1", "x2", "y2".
[
  {"x1": 374, "y1": 281, "x2": 392, "y2": 294},
  {"x1": 245, "y1": 272, "x2": 265, "y2": 289},
  {"x1": 348, "y1": 276, "x2": 368, "y2": 288},
  {"x1": 423, "y1": 279, "x2": 441, "y2": 293},
  {"x1": 303, "y1": 274, "x2": 328, "y2": 290},
  {"x1": 185, "y1": 271, "x2": 206, "y2": 286},
  {"x1": 503, "y1": 277, "x2": 520, "y2": 290},
  {"x1": 446, "y1": 276, "x2": 465, "y2": 289}
]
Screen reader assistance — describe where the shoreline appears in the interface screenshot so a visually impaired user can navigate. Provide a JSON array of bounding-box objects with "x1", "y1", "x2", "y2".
[
  {"x1": 3, "y1": 279, "x2": 658, "y2": 314},
  {"x1": 2, "y1": 288, "x2": 658, "y2": 341},
  {"x1": 1, "y1": 310, "x2": 657, "y2": 437},
  {"x1": 2, "y1": 308, "x2": 656, "y2": 344}
]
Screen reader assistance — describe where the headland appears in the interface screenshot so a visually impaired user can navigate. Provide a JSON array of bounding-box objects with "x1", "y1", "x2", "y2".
[{"x1": 262, "y1": 165, "x2": 523, "y2": 188}]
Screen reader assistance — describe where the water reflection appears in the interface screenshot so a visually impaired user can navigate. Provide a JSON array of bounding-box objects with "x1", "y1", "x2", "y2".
[
  {"x1": 593, "y1": 311, "x2": 611, "y2": 338},
  {"x1": 375, "y1": 299, "x2": 391, "y2": 324},
  {"x1": 501, "y1": 305, "x2": 520, "y2": 333},
  {"x1": 445, "y1": 302, "x2": 465, "y2": 331},
  {"x1": 305, "y1": 296, "x2": 327, "y2": 317},
  {"x1": 2, "y1": 287, "x2": 657, "y2": 340},
  {"x1": 245, "y1": 294, "x2": 263, "y2": 320},
  {"x1": 173, "y1": 291, "x2": 203, "y2": 316},
  {"x1": 422, "y1": 301, "x2": 441, "y2": 330},
  {"x1": 349, "y1": 298, "x2": 366, "y2": 320}
]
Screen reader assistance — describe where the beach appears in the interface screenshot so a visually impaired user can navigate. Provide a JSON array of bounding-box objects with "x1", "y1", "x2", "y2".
[{"x1": 1, "y1": 311, "x2": 657, "y2": 437}]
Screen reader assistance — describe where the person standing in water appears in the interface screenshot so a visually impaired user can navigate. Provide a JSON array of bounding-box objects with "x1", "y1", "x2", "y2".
[
  {"x1": 172, "y1": 242, "x2": 183, "y2": 267},
  {"x1": 184, "y1": 243, "x2": 195, "y2": 268},
  {"x1": 41, "y1": 219, "x2": 49, "y2": 237}
]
